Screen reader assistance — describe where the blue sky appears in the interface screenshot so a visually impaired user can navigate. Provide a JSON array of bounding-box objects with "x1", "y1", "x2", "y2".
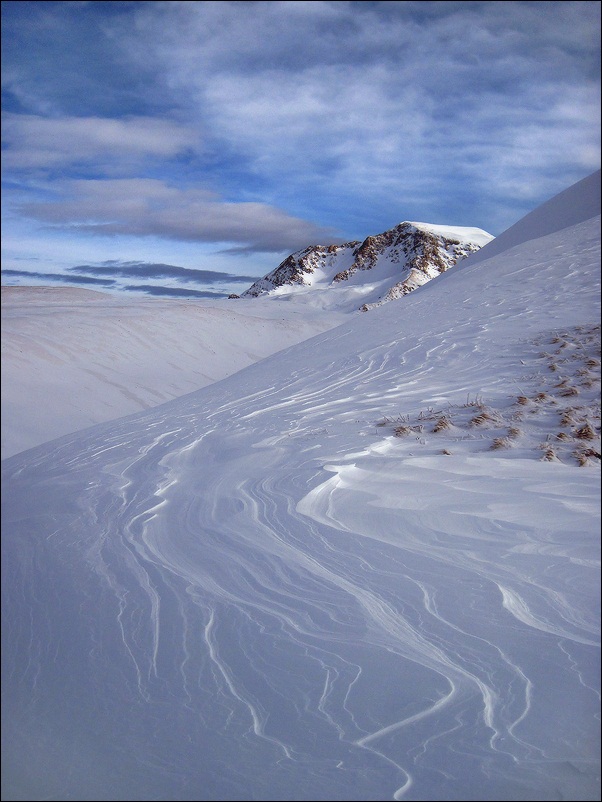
[{"x1": 2, "y1": 0, "x2": 600, "y2": 298}]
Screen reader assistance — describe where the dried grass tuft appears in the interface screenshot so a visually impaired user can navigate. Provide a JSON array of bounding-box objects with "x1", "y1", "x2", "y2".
[
  {"x1": 433, "y1": 416, "x2": 451, "y2": 433},
  {"x1": 471, "y1": 411, "x2": 495, "y2": 426},
  {"x1": 572, "y1": 447, "x2": 600, "y2": 466},
  {"x1": 574, "y1": 423, "x2": 596, "y2": 440},
  {"x1": 540, "y1": 446, "x2": 558, "y2": 462}
]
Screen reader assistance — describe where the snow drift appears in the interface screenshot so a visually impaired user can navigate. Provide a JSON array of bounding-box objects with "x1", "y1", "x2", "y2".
[{"x1": 1, "y1": 171, "x2": 600, "y2": 802}]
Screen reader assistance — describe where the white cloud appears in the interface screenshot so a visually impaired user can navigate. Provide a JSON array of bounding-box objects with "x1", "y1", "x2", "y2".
[
  {"x1": 2, "y1": 0, "x2": 599, "y2": 250},
  {"x1": 1, "y1": 114, "x2": 200, "y2": 170},
  {"x1": 112, "y1": 1, "x2": 599, "y2": 231},
  {"x1": 18, "y1": 178, "x2": 340, "y2": 252}
]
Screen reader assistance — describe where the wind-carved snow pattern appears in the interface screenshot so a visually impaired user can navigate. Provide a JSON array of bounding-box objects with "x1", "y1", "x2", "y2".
[
  {"x1": 1, "y1": 171, "x2": 600, "y2": 802},
  {"x1": 242, "y1": 221, "x2": 493, "y2": 311}
]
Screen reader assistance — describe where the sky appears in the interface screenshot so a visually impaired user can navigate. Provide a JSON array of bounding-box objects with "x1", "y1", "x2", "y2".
[
  {"x1": 1, "y1": 0, "x2": 600, "y2": 298},
  {"x1": 2, "y1": 164, "x2": 599, "y2": 802}
]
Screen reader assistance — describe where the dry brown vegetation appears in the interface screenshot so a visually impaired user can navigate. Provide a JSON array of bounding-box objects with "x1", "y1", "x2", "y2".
[{"x1": 375, "y1": 325, "x2": 599, "y2": 466}]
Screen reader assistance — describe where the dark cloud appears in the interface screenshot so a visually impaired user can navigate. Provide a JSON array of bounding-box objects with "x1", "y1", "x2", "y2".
[
  {"x1": 1, "y1": 268, "x2": 248, "y2": 299},
  {"x1": 69, "y1": 262, "x2": 258, "y2": 283},
  {"x1": 123, "y1": 285, "x2": 228, "y2": 299},
  {"x1": 2, "y1": 269, "x2": 115, "y2": 287}
]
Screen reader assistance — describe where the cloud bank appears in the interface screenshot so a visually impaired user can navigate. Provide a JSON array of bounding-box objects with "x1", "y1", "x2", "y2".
[
  {"x1": 68, "y1": 262, "x2": 258, "y2": 284},
  {"x1": 1, "y1": 114, "x2": 200, "y2": 171},
  {"x1": 2, "y1": 259, "x2": 259, "y2": 298},
  {"x1": 17, "y1": 178, "x2": 341, "y2": 253}
]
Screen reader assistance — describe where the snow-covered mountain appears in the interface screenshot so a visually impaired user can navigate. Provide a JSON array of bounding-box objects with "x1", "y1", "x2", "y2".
[
  {"x1": 242, "y1": 221, "x2": 493, "y2": 310},
  {"x1": 2, "y1": 171, "x2": 600, "y2": 802}
]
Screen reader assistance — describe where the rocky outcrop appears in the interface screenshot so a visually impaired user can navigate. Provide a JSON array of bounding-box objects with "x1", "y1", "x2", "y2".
[{"x1": 242, "y1": 241, "x2": 360, "y2": 297}]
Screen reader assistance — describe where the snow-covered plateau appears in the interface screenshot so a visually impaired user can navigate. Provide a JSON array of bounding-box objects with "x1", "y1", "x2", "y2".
[{"x1": 1, "y1": 170, "x2": 600, "y2": 801}]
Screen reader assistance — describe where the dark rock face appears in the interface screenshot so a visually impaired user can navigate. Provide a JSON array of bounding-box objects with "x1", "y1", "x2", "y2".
[{"x1": 242, "y1": 241, "x2": 361, "y2": 297}]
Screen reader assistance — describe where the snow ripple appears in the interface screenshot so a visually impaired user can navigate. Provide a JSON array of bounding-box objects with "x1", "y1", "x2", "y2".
[{"x1": 2, "y1": 290, "x2": 600, "y2": 800}]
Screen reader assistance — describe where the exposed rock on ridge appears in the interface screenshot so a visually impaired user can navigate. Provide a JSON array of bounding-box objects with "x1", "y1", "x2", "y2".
[
  {"x1": 242, "y1": 221, "x2": 493, "y2": 311},
  {"x1": 242, "y1": 240, "x2": 361, "y2": 296}
]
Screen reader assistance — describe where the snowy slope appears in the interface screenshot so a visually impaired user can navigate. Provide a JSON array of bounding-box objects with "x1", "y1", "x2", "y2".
[
  {"x1": 462, "y1": 168, "x2": 601, "y2": 266},
  {"x1": 1, "y1": 288, "x2": 346, "y2": 458},
  {"x1": 242, "y1": 221, "x2": 493, "y2": 311},
  {"x1": 2, "y1": 173, "x2": 600, "y2": 802}
]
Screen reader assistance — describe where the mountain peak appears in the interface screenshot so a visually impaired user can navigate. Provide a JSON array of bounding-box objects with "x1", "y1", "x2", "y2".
[{"x1": 242, "y1": 220, "x2": 493, "y2": 311}]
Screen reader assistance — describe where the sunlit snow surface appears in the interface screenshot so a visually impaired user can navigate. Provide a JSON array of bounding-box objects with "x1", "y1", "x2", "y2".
[{"x1": 2, "y1": 178, "x2": 601, "y2": 801}]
